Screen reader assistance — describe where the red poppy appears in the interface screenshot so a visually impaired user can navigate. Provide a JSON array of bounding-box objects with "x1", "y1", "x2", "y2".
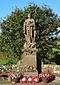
[
  {"x1": 20, "y1": 76, "x2": 28, "y2": 83},
  {"x1": 28, "y1": 76, "x2": 33, "y2": 83}
]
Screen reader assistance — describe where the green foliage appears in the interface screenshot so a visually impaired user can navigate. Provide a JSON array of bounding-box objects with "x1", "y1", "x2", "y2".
[
  {"x1": 0, "y1": 4, "x2": 60, "y2": 64},
  {"x1": 0, "y1": 8, "x2": 25, "y2": 64},
  {"x1": 0, "y1": 59, "x2": 8, "y2": 65}
]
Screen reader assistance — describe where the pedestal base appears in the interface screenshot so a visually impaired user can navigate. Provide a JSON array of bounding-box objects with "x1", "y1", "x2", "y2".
[{"x1": 21, "y1": 52, "x2": 37, "y2": 68}]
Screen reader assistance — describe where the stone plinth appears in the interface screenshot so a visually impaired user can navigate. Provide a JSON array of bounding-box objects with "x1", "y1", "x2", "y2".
[
  {"x1": 21, "y1": 52, "x2": 37, "y2": 68},
  {"x1": 24, "y1": 72, "x2": 38, "y2": 77}
]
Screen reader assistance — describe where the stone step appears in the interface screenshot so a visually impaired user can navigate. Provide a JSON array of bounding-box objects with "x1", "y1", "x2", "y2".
[{"x1": 24, "y1": 72, "x2": 38, "y2": 77}]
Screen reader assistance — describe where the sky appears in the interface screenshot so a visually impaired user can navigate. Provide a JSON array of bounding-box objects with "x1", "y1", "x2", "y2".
[
  {"x1": 0, "y1": 0, "x2": 60, "y2": 35},
  {"x1": 0, "y1": 0, "x2": 60, "y2": 19}
]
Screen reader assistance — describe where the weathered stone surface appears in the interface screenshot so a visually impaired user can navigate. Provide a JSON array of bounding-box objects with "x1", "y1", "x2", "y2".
[
  {"x1": 21, "y1": 52, "x2": 37, "y2": 67},
  {"x1": 22, "y1": 14, "x2": 37, "y2": 67}
]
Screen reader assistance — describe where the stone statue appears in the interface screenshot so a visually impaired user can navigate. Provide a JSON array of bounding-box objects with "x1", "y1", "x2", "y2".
[
  {"x1": 23, "y1": 14, "x2": 36, "y2": 50},
  {"x1": 22, "y1": 14, "x2": 37, "y2": 67}
]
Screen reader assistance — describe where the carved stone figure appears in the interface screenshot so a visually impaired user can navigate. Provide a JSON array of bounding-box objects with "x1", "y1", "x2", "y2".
[{"x1": 23, "y1": 14, "x2": 36, "y2": 50}]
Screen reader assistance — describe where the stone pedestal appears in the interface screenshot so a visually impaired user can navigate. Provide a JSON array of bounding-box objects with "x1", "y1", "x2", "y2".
[{"x1": 21, "y1": 51, "x2": 37, "y2": 68}]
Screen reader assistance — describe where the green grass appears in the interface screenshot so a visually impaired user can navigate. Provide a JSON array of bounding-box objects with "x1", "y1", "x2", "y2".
[{"x1": 0, "y1": 59, "x2": 8, "y2": 65}]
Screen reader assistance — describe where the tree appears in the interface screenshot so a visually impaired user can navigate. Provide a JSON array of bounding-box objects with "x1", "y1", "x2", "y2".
[
  {"x1": 0, "y1": 8, "x2": 25, "y2": 64},
  {"x1": 52, "y1": 36, "x2": 60, "y2": 65},
  {"x1": 0, "y1": 4, "x2": 60, "y2": 64}
]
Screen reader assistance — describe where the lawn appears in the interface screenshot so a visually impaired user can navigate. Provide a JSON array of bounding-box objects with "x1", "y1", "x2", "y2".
[{"x1": 0, "y1": 59, "x2": 8, "y2": 65}]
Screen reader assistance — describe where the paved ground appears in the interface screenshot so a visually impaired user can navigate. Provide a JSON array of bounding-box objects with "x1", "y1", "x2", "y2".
[{"x1": 0, "y1": 77, "x2": 60, "y2": 85}]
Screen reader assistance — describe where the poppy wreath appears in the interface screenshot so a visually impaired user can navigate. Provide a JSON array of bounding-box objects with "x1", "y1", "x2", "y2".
[
  {"x1": 20, "y1": 76, "x2": 28, "y2": 83},
  {"x1": 47, "y1": 73, "x2": 55, "y2": 82},
  {"x1": 20, "y1": 76, "x2": 42, "y2": 83},
  {"x1": 41, "y1": 73, "x2": 55, "y2": 83},
  {"x1": 15, "y1": 74, "x2": 23, "y2": 83},
  {"x1": 28, "y1": 76, "x2": 33, "y2": 83},
  {"x1": 33, "y1": 76, "x2": 39, "y2": 83}
]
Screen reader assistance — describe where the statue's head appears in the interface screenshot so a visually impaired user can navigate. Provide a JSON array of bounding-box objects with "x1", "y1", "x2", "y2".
[{"x1": 28, "y1": 13, "x2": 31, "y2": 18}]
